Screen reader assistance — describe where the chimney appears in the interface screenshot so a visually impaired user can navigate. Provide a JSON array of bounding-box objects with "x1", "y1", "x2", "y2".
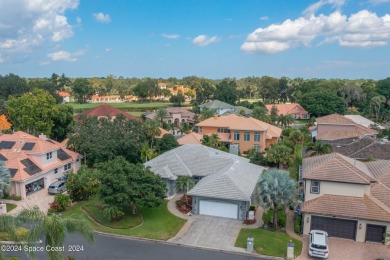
[{"x1": 39, "y1": 133, "x2": 47, "y2": 140}]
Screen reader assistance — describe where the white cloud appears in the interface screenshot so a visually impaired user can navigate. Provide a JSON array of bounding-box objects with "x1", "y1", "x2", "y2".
[
  {"x1": 93, "y1": 12, "x2": 111, "y2": 23},
  {"x1": 192, "y1": 35, "x2": 220, "y2": 46},
  {"x1": 48, "y1": 49, "x2": 85, "y2": 62},
  {"x1": 76, "y1": 16, "x2": 82, "y2": 25},
  {"x1": 260, "y1": 16, "x2": 269, "y2": 21},
  {"x1": 0, "y1": 0, "x2": 79, "y2": 63},
  {"x1": 161, "y1": 34, "x2": 180, "y2": 39},
  {"x1": 303, "y1": 0, "x2": 345, "y2": 16},
  {"x1": 241, "y1": 10, "x2": 390, "y2": 54},
  {"x1": 105, "y1": 48, "x2": 111, "y2": 52}
]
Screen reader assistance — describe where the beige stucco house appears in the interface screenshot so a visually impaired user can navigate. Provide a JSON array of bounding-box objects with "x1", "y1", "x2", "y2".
[
  {"x1": 0, "y1": 131, "x2": 81, "y2": 199},
  {"x1": 301, "y1": 153, "x2": 390, "y2": 244}
]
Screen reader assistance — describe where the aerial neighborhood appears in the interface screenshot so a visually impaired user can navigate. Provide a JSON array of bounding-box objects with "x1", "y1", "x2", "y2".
[{"x1": 0, "y1": 73, "x2": 389, "y2": 260}]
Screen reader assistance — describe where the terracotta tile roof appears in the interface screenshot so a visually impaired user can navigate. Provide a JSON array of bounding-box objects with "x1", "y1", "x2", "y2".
[
  {"x1": 216, "y1": 133, "x2": 231, "y2": 142},
  {"x1": 76, "y1": 105, "x2": 141, "y2": 122},
  {"x1": 302, "y1": 153, "x2": 375, "y2": 184},
  {"x1": 196, "y1": 114, "x2": 282, "y2": 140},
  {"x1": 57, "y1": 91, "x2": 70, "y2": 97},
  {"x1": 157, "y1": 128, "x2": 169, "y2": 138},
  {"x1": 378, "y1": 174, "x2": 390, "y2": 190},
  {"x1": 316, "y1": 114, "x2": 356, "y2": 124},
  {"x1": 265, "y1": 103, "x2": 308, "y2": 115},
  {"x1": 301, "y1": 194, "x2": 390, "y2": 222},
  {"x1": 371, "y1": 183, "x2": 390, "y2": 209},
  {"x1": 365, "y1": 160, "x2": 390, "y2": 179},
  {"x1": 177, "y1": 132, "x2": 203, "y2": 145},
  {"x1": 0, "y1": 131, "x2": 80, "y2": 182}
]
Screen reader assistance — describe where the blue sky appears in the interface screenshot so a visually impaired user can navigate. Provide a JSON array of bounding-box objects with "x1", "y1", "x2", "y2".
[{"x1": 0, "y1": 0, "x2": 390, "y2": 79}]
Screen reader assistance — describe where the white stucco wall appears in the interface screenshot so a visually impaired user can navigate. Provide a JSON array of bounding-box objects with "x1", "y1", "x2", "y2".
[{"x1": 304, "y1": 180, "x2": 369, "y2": 201}]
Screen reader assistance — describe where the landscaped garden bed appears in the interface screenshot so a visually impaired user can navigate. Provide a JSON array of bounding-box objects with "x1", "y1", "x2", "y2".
[
  {"x1": 175, "y1": 195, "x2": 192, "y2": 214},
  {"x1": 262, "y1": 209, "x2": 286, "y2": 230},
  {"x1": 6, "y1": 203, "x2": 17, "y2": 213}
]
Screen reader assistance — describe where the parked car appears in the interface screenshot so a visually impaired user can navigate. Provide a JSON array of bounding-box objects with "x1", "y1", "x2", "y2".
[
  {"x1": 48, "y1": 180, "x2": 66, "y2": 195},
  {"x1": 309, "y1": 230, "x2": 329, "y2": 259}
]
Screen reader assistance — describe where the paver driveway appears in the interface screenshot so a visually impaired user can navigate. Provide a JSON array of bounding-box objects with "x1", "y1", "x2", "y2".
[
  {"x1": 169, "y1": 215, "x2": 245, "y2": 252},
  {"x1": 3, "y1": 189, "x2": 54, "y2": 215},
  {"x1": 298, "y1": 235, "x2": 390, "y2": 260}
]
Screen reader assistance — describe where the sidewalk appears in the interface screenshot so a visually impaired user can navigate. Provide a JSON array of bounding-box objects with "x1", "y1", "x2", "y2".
[{"x1": 285, "y1": 209, "x2": 302, "y2": 241}]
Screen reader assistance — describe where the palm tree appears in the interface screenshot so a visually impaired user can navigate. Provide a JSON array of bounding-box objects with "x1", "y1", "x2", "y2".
[
  {"x1": 200, "y1": 108, "x2": 216, "y2": 120},
  {"x1": 252, "y1": 106, "x2": 270, "y2": 123},
  {"x1": 289, "y1": 130, "x2": 304, "y2": 159},
  {"x1": 256, "y1": 169, "x2": 297, "y2": 229},
  {"x1": 0, "y1": 162, "x2": 10, "y2": 198},
  {"x1": 141, "y1": 143, "x2": 156, "y2": 162},
  {"x1": 175, "y1": 176, "x2": 195, "y2": 205},
  {"x1": 306, "y1": 140, "x2": 332, "y2": 157},
  {"x1": 370, "y1": 95, "x2": 386, "y2": 122},
  {"x1": 266, "y1": 144, "x2": 294, "y2": 168},
  {"x1": 15, "y1": 206, "x2": 94, "y2": 260},
  {"x1": 285, "y1": 115, "x2": 295, "y2": 128},
  {"x1": 144, "y1": 120, "x2": 161, "y2": 148},
  {"x1": 155, "y1": 108, "x2": 168, "y2": 126},
  {"x1": 201, "y1": 133, "x2": 221, "y2": 149}
]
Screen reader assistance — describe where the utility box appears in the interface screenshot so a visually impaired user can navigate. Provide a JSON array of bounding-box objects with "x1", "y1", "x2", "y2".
[
  {"x1": 247, "y1": 236, "x2": 254, "y2": 253},
  {"x1": 229, "y1": 144, "x2": 239, "y2": 156},
  {"x1": 287, "y1": 240, "x2": 294, "y2": 259},
  {"x1": 248, "y1": 211, "x2": 255, "y2": 220},
  {"x1": 0, "y1": 203, "x2": 6, "y2": 215}
]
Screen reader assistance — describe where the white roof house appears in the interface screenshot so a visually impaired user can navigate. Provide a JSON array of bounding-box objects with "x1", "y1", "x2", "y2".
[{"x1": 344, "y1": 115, "x2": 385, "y2": 130}]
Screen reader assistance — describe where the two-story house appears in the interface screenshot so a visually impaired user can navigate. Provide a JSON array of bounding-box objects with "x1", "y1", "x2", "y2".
[
  {"x1": 265, "y1": 103, "x2": 310, "y2": 119},
  {"x1": 145, "y1": 107, "x2": 196, "y2": 126},
  {"x1": 0, "y1": 131, "x2": 82, "y2": 199},
  {"x1": 198, "y1": 100, "x2": 253, "y2": 117},
  {"x1": 301, "y1": 153, "x2": 390, "y2": 244},
  {"x1": 196, "y1": 114, "x2": 282, "y2": 153}
]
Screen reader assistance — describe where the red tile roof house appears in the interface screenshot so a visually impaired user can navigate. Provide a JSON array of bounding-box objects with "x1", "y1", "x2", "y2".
[
  {"x1": 265, "y1": 103, "x2": 310, "y2": 119},
  {"x1": 57, "y1": 91, "x2": 70, "y2": 103},
  {"x1": 144, "y1": 107, "x2": 196, "y2": 126},
  {"x1": 301, "y1": 153, "x2": 390, "y2": 244},
  {"x1": 0, "y1": 131, "x2": 82, "y2": 199},
  {"x1": 75, "y1": 104, "x2": 141, "y2": 122},
  {"x1": 312, "y1": 114, "x2": 378, "y2": 145}
]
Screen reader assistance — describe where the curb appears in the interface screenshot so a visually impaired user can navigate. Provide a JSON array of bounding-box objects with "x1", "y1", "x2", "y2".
[
  {"x1": 0, "y1": 240, "x2": 43, "y2": 245},
  {"x1": 94, "y1": 231, "x2": 283, "y2": 260}
]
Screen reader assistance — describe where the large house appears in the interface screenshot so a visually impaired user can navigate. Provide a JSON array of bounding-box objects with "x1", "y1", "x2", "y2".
[
  {"x1": 89, "y1": 95, "x2": 138, "y2": 103},
  {"x1": 312, "y1": 114, "x2": 378, "y2": 144},
  {"x1": 199, "y1": 100, "x2": 252, "y2": 117},
  {"x1": 301, "y1": 153, "x2": 390, "y2": 244},
  {"x1": 265, "y1": 103, "x2": 310, "y2": 119},
  {"x1": 75, "y1": 104, "x2": 141, "y2": 122},
  {"x1": 195, "y1": 114, "x2": 282, "y2": 153},
  {"x1": 0, "y1": 131, "x2": 81, "y2": 199},
  {"x1": 145, "y1": 144, "x2": 263, "y2": 220},
  {"x1": 144, "y1": 107, "x2": 196, "y2": 126}
]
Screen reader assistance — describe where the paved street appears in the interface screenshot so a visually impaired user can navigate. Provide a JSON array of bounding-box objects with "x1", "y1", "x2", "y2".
[{"x1": 6, "y1": 233, "x2": 271, "y2": 260}]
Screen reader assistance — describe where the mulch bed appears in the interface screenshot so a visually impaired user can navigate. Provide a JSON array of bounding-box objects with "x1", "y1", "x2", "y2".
[{"x1": 175, "y1": 195, "x2": 192, "y2": 214}]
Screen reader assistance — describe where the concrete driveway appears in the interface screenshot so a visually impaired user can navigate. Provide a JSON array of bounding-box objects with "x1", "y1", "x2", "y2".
[
  {"x1": 169, "y1": 215, "x2": 245, "y2": 252},
  {"x1": 3, "y1": 189, "x2": 54, "y2": 215},
  {"x1": 298, "y1": 235, "x2": 390, "y2": 260}
]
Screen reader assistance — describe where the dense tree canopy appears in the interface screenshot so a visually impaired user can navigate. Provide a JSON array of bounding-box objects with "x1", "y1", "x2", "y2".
[
  {"x1": 298, "y1": 91, "x2": 347, "y2": 117},
  {"x1": 72, "y1": 78, "x2": 94, "y2": 103},
  {"x1": 214, "y1": 78, "x2": 240, "y2": 105}
]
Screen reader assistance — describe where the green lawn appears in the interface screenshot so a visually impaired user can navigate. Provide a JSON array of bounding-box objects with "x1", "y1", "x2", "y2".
[
  {"x1": 6, "y1": 203, "x2": 17, "y2": 213},
  {"x1": 63, "y1": 200, "x2": 186, "y2": 240},
  {"x1": 294, "y1": 119, "x2": 311, "y2": 125},
  {"x1": 235, "y1": 229, "x2": 302, "y2": 258},
  {"x1": 82, "y1": 198, "x2": 143, "y2": 229},
  {"x1": 263, "y1": 209, "x2": 287, "y2": 228}
]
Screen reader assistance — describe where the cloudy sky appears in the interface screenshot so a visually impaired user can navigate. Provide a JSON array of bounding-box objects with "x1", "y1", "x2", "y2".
[{"x1": 0, "y1": 0, "x2": 390, "y2": 79}]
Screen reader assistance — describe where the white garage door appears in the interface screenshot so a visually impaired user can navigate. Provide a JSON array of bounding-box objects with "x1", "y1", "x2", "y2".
[{"x1": 199, "y1": 200, "x2": 238, "y2": 219}]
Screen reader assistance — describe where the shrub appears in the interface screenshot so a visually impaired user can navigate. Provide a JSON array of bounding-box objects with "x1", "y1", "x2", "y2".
[
  {"x1": 2, "y1": 193, "x2": 22, "y2": 201},
  {"x1": 262, "y1": 209, "x2": 286, "y2": 228},
  {"x1": 49, "y1": 194, "x2": 71, "y2": 212},
  {"x1": 0, "y1": 227, "x2": 29, "y2": 241},
  {"x1": 249, "y1": 205, "x2": 256, "y2": 211},
  {"x1": 66, "y1": 166, "x2": 99, "y2": 202},
  {"x1": 103, "y1": 205, "x2": 125, "y2": 221},
  {"x1": 294, "y1": 215, "x2": 302, "y2": 234}
]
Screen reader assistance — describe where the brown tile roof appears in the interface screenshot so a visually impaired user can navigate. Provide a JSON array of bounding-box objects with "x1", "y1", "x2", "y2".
[
  {"x1": 196, "y1": 114, "x2": 282, "y2": 140},
  {"x1": 177, "y1": 132, "x2": 203, "y2": 145},
  {"x1": 145, "y1": 107, "x2": 195, "y2": 121},
  {"x1": 57, "y1": 91, "x2": 70, "y2": 97},
  {"x1": 0, "y1": 131, "x2": 80, "y2": 182},
  {"x1": 365, "y1": 160, "x2": 390, "y2": 179},
  {"x1": 76, "y1": 105, "x2": 141, "y2": 121},
  {"x1": 316, "y1": 114, "x2": 356, "y2": 124},
  {"x1": 302, "y1": 194, "x2": 390, "y2": 222},
  {"x1": 371, "y1": 183, "x2": 390, "y2": 209},
  {"x1": 265, "y1": 103, "x2": 308, "y2": 115},
  {"x1": 302, "y1": 153, "x2": 375, "y2": 184},
  {"x1": 333, "y1": 137, "x2": 390, "y2": 160}
]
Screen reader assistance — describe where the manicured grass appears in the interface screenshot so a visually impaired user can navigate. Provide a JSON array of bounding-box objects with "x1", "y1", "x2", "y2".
[
  {"x1": 294, "y1": 119, "x2": 311, "y2": 125},
  {"x1": 6, "y1": 203, "x2": 17, "y2": 212},
  {"x1": 81, "y1": 198, "x2": 143, "y2": 229},
  {"x1": 63, "y1": 200, "x2": 186, "y2": 240},
  {"x1": 263, "y1": 209, "x2": 287, "y2": 228},
  {"x1": 128, "y1": 111, "x2": 145, "y2": 117},
  {"x1": 69, "y1": 102, "x2": 173, "y2": 110},
  {"x1": 235, "y1": 229, "x2": 302, "y2": 257}
]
